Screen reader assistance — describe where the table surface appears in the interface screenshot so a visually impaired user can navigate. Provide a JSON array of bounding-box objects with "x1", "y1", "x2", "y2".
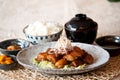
[{"x1": 0, "y1": 0, "x2": 120, "y2": 80}]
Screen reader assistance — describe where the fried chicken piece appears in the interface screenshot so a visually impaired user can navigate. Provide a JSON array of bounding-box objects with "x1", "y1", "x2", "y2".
[
  {"x1": 83, "y1": 53, "x2": 94, "y2": 64},
  {"x1": 64, "y1": 49, "x2": 84, "y2": 61},
  {"x1": 35, "y1": 52, "x2": 48, "y2": 62},
  {"x1": 36, "y1": 48, "x2": 56, "y2": 62},
  {"x1": 70, "y1": 59, "x2": 84, "y2": 67},
  {"x1": 73, "y1": 46, "x2": 84, "y2": 57},
  {"x1": 55, "y1": 58, "x2": 67, "y2": 68},
  {"x1": 55, "y1": 54, "x2": 64, "y2": 60},
  {"x1": 47, "y1": 54, "x2": 57, "y2": 64},
  {"x1": 63, "y1": 53, "x2": 75, "y2": 61},
  {"x1": 73, "y1": 46, "x2": 82, "y2": 52}
]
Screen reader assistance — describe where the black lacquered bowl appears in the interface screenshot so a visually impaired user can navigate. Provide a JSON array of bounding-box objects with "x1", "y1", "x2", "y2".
[
  {"x1": 95, "y1": 35, "x2": 120, "y2": 57},
  {"x1": 0, "y1": 39, "x2": 30, "y2": 56},
  {"x1": 65, "y1": 14, "x2": 98, "y2": 44}
]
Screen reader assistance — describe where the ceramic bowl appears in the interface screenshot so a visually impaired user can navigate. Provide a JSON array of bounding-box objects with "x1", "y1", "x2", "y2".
[
  {"x1": 0, "y1": 39, "x2": 30, "y2": 56},
  {"x1": 95, "y1": 35, "x2": 120, "y2": 57},
  {"x1": 23, "y1": 22, "x2": 63, "y2": 45},
  {"x1": 0, "y1": 55, "x2": 17, "y2": 70},
  {"x1": 17, "y1": 42, "x2": 109, "y2": 75}
]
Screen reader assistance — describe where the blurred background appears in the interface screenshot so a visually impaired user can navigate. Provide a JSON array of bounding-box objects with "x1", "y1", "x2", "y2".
[{"x1": 0, "y1": 0, "x2": 120, "y2": 40}]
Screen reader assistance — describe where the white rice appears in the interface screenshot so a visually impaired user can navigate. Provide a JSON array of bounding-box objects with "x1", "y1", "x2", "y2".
[{"x1": 25, "y1": 21, "x2": 62, "y2": 36}]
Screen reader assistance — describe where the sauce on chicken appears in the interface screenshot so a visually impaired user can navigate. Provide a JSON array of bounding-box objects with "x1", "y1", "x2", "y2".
[
  {"x1": 35, "y1": 46, "x2": 93, "y2": 68},
  {"x1": 35, "y1": 36, "x2": 94, "y2": 68}
]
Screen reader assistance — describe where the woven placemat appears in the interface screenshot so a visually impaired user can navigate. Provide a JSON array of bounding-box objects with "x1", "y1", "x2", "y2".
[{"x1": 0, "y1": 55, "x2": 120, "y2": 80}]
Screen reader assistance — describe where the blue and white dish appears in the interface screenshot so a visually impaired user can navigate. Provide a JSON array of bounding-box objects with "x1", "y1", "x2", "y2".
[{"x1": 23, "y1": 22, "x2": 63, "y2": 45}]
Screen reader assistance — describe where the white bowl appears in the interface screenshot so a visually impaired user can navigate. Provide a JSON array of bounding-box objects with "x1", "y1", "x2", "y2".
[{"x1": 23, "y1": 22, "x2": 63, "y2": 45}]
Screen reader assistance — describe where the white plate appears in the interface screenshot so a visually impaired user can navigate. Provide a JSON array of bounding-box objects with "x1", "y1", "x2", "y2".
[{"x1": 17, "y1": 42, "x2": 110, "y2": 75}]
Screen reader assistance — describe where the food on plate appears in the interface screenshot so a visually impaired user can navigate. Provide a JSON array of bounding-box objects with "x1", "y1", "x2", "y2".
[
  {"x1": 0, "y1": 54, "x2": 13, "y2": 64},
  {"x1": 7, "y1": 44, "x2": 21, "y2": 51},
  {"x1": 33, "y1": 36, "x2": 94, "y2": 69},
  {"x1": 25, "y1": 21, "x2": 61, "y2": 36}
]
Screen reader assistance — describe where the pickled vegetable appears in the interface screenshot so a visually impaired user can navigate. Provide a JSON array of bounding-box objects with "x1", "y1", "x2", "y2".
[
  {"x1": 0, "y1": 54, "x2": 13, "y2": 64},
  {"x1": 7, "y1": 45, "x2": 21, "y2": 50}
]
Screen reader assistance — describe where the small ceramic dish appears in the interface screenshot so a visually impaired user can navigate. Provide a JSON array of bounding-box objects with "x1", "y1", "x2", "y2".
[
  {"x1": 95, "y1": 35, "x2": 120, "y2": 57},
  {"x1": 0, "y1": 39, "x2": 30, "y2": 56},
  {"x1": 23, "y1": 22, "x2": 63, "y2": 45},
  {"x1": 0, "y1": 55, "x2": 17, "y2": 70}
]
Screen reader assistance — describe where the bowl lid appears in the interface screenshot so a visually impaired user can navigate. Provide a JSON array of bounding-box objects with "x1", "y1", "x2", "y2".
[{"x1": 65, "y1": 14, "x2": 98, "y2": 31}]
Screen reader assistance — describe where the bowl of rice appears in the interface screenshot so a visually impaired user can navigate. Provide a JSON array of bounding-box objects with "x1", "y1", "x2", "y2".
[{"x1": 23, "y1": 21, "x2": 63, "y2": 45}]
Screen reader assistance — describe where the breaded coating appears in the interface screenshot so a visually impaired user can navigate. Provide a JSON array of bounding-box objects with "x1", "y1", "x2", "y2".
[
  {"x1": 55, "y1": 59, "x2": 67, "y2": 68},
  {"x1": 83, "y1": 53, "x2": 94, "y2": 64},
  {"x1": 35, "y1": 52, "x2": 48, "y2": 62},
  {"x1": 47, "y1": 54, "x2": 57, "y2": 64}
]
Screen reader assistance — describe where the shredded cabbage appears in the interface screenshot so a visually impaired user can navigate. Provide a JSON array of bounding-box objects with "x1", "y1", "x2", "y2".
[
  {"x1": 33, "y1": 59, "x2": 55, "y2": 69},
  {"x1": 33, "y1": 58, "x2": 86, "y2": 69}
]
